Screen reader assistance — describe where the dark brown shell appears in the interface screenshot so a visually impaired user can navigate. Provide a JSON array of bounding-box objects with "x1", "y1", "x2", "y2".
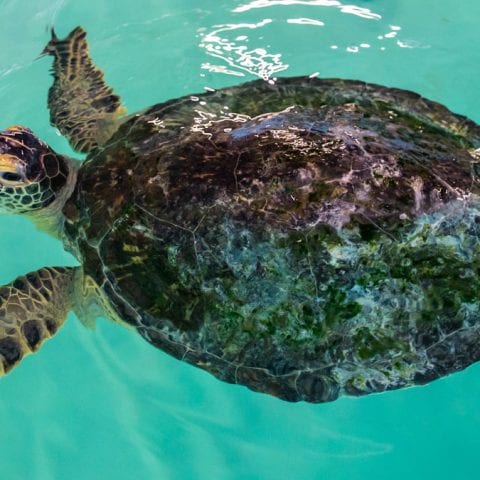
[{"x1": 63, "y1": 77, "x2": 480, "y2": 402}]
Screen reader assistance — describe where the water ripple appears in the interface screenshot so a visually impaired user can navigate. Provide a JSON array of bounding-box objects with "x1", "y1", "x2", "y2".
[
  {"x1": 233, "y1": 0, "x2": 382, "y2": 20},
  {"x1": 287, "y1": 17, "x2": 325, "y2": 26},
  {"x1": 198, "y1": 1, "x2": 427, "y2": 81},
  {"x1": 199, "y1": 19, "x2": 289, "y2": 80}
]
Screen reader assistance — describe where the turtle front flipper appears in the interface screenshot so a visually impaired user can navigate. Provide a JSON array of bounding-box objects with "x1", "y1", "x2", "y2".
[
  {"x1": 0, "y1": 266, "x2": 81, "y2": 374},
  {"x1": 43, "y1": 27, "x2": 126, "y2": 153}
]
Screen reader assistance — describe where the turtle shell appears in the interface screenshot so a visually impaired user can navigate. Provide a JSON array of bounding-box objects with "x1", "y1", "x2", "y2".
[{"x1": 63, "y1": 77, "x2": 480, "y2": 402}]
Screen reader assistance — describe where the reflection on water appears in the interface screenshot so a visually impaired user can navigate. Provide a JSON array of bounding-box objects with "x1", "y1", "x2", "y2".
[
  {"x1": 286, "y1": 17, "x2": 325, "y2": 26},
  {"x1": 199, "y1": 19, "x2": 288, "y2": 79},
  {"x1": 232, "y1": 0, "x2": 382, "y2": 20},
  {"x1": 198, "y1": 0, "x2": 427, "y2": 81}
]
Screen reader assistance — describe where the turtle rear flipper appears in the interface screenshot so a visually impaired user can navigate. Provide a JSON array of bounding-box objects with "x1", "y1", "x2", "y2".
[
  {"x1": 0, "y1": 266, "x2": 80, "y2": 374},
  {"x1": 43, "y1": 27, "x2": 126, "y2": 153}
]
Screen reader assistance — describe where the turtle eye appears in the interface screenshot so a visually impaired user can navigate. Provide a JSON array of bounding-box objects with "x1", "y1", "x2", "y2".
[{"x1": 1, "y1": 172, "x2": 23, "y2": 182}]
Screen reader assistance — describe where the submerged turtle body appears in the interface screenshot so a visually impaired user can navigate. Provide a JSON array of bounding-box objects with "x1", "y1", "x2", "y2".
[{"x1": 62, "y1": 77, "x2": 480, "y2": 402}]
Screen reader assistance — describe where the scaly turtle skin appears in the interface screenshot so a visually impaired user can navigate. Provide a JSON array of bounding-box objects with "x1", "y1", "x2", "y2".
[{"x1": 0, "y1": 27, "x2": 479, "y2": 402}]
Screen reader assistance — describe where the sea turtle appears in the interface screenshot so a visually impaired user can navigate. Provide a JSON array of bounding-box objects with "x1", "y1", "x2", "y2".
[{"x1": 0, "y1": 26, "x2": 479, "y2": 403}]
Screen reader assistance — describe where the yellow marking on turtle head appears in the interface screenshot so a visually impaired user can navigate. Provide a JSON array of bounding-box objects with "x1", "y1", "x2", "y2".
[
  {"x1": 0, "y1": 154, "x2": 20, "y2": 173},
  {"x1": 4, "y1": 125, "x2": 24, "y2": 133}
]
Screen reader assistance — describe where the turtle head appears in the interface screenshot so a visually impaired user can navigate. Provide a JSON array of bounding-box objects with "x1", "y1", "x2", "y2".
[{"x1": 0, "y1": 126, "x2": 73, "y2": 214}]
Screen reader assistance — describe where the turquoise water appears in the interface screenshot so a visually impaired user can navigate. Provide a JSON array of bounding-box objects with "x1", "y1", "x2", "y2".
[{"x1": 1, "y1": 0, "x2": 480, "y2": 478}]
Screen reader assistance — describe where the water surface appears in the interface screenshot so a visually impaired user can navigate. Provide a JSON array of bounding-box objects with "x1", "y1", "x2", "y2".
[{"x1": 0, "y1": 0, "x2": 479, "y2": 478}]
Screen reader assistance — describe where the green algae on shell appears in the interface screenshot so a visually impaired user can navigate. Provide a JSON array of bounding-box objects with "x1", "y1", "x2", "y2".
[{"x1": 63, "y1": 77, "x2": 480, "y2": 402}]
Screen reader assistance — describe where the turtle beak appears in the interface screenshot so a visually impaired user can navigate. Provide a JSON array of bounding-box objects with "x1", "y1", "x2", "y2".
[
  {"x1": 0, "y1": 126, "x2": 46, "y2": 184},
  {"x1": 0, "y1": 128, "x2": 28, "y2": 184}
]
